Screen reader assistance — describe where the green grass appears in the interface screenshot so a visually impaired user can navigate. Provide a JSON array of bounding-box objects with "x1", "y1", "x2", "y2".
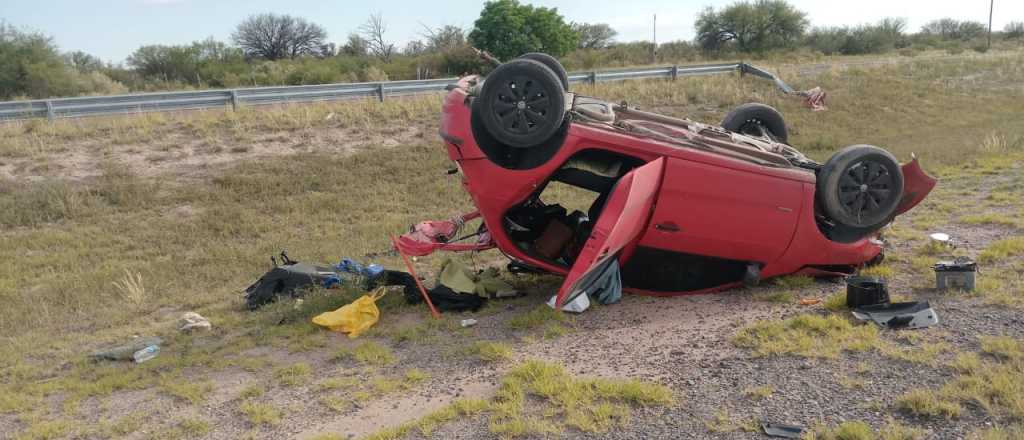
[
  {"x1": 753, "y1": 290, "x2": 796, "y2": 303},
  {"x1": 274, "y1": 362, "x2": 312, "y2": 387},
  {"x1": 239, "y1": 401, "x2": 282, "y2": 427},
  {"x1": 897, "y1": 336, "x2": 1024, "y2": 421},
  {"x1": 807, "y1": 419, "x2": 923, "y2": 440},
  {"x1": 335, "y1": 341, "x2": 396, "y2": 366},
  {"x1": 979, "y1": 237, "x2": 1024, "y2": 263},
  {"x1": 465, "y1": 341, "x2": 514, "y2": 362},
  {"x1": 703, "y1": 409, "x2": 759, "y2": 433},
  {"x1": 507, "y1": 305, "x2": 567, "y2": 330},
  {"x1": 358, "y1": 359, "x2": 673, "y2": 440},
  {"x1": 733, "y1": 314, "x2": 878, "y2": 358},
  {"x1": 158, "y1": 377, "x2": 213, "y2": 404}
]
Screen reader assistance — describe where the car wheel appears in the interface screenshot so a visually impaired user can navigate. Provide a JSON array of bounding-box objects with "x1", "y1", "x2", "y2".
[
  {"x1": 516, "y1": 53, "x2": 569, "y2": 90},
  {"x1": 817, "y1": 145, "x2": 904, "y2": 230},
  {"x1": 721, "y1": 103, "x2": 789, "y2": 144},
  {"x1": 475, "y1": 58, "x2": 567, "y2": 149}
]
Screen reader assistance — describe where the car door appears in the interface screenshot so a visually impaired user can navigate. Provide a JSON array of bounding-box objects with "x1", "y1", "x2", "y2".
[
  {"x1": 638, "y1": 157, "x2": 803, "y2": 264},
  {"x1": 553, "y1": 158, "x2": 664, "y2": 308}
]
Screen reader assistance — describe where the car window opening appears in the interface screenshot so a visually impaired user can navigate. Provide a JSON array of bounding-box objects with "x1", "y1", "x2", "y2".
[{"x1": 502, "y1": 149, "x2": 644, "y2": 267}]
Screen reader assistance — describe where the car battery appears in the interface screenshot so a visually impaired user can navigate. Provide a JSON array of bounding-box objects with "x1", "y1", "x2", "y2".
[{"x1": 933, "y1": 257, "x2": 977, "y2": 291}]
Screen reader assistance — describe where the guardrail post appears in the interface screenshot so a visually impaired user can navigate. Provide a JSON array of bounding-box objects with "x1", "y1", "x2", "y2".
[
  {"x1": 377, "y1": 83, "x2": 386, "y2": 102},
  {"x1": 230, "y1": 91, "x2": 239, "y2": 111},
  {"x1": 588, "y1": 71, "x2": 597, "y2": 85},
  {"x1": 671, "y1": 65, "x2": 679, "y2": 80},
  {"x1": 45, "y1": 100, "x2": 55, "y2": 121},
  {"x1": 738, "y1": 62, "x2": 747, "y2": 76}
]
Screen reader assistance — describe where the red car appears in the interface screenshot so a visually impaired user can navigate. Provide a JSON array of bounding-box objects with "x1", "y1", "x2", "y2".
[{"x1": 398, "y1": 54, "x2": 935, "y2": 308}]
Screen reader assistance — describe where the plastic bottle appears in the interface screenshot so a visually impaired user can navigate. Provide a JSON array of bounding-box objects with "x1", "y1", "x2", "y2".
[{"x1": 132, "y1": 345, "x2": 160, "y2": 363}]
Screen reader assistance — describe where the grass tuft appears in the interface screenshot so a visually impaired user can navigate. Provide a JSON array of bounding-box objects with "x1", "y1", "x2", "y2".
[
  {"x1": 465, "y1": 341, "x2": 513, "y2": 362},
  {"x1": 733, "y1": 314, "x2": 877, "y2": 358},
  {"x1": 336, "y1": 342, "x2": 396, "y2": 366},
  {"x1": 240, "y1": 401, "x2": 282, "y2": 427}
]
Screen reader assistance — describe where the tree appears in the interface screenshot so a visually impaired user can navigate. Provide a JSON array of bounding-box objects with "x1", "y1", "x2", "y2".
[
  {"x1": 360, "y1": 13, "x2": 396, "y2": 62},
  {"x1": 695, "y1": 0, "x2": 808, "y2": 52},
  {"x1": 232, "y1": 13, "x2": 327, "y2": 60},
  {"x1": 920, "y1": 18, "x2": 986, "y2": 41},
  {"x1": 805, "y1": 17, "x2": 907, "y2": 55},
  {"x1": 65, "y1": 51, "x2": 104, "y2": 72},
  {"x1": 421, "y1": 25, "x2": 467, "y2": 53},
  {"x1": 1004, "y1": 21, "x2": 1024, "y2": 40},
  {"x1": 469, "y1": 0, "x2": 578, "y2": 60},
  {"x1": 572, "y1": 22, "x2": 617, "y2": 49},
  {"x1": 0, "y1": 22, "x2": 126, "y2": 99},
  {"x1": 341, "y1": 34, "x2": 369, "y2": 57}
]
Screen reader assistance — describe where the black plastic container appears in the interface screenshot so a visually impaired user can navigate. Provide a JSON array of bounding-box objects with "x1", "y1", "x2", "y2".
[{"x1": 846, "y1": 276, "x2": 890, "y2": 308}]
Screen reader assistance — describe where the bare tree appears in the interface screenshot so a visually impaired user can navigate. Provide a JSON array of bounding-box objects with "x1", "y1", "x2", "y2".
[
  {"x1": 360, "y1": 13, "x2": 396, "y2": 62},
  {"x1": 232, "y1": 13, "x2": 327, "y2": 60}
]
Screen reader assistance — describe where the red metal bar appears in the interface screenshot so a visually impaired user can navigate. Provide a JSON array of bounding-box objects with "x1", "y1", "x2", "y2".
[{"x1": 391, "y1": 235, "x2": 441, "y2": 319}]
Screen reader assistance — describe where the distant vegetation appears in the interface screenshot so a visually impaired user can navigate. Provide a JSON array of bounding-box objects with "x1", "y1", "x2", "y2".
[{"x1": 1, "y1": 0, "x2": 1022, "y2": 100}]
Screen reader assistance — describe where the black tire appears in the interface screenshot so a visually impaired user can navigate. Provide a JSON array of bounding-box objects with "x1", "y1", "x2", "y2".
[
  {"x1": 475, "y1": 58, "x2": 566, "y2": 149},
  {"x1": 517, "y1": 53, "x2": 569, "y2": 90},
  {"x1": 817, "y1": 145, "x2": 904, "y2": 230},
  {"x1": 721, "y1": 103, "x2": 789, "y2": 144}
]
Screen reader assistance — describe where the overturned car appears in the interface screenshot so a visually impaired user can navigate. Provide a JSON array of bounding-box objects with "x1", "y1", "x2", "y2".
[{"x1": 398, "y1": 53, "x2": 935, "y2": 309}]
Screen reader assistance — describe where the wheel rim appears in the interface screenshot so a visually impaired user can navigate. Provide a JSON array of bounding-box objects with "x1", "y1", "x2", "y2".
[
  {"x1": 838, "y1": 160, "x2": 894, "y2": 222},
  {"x1": 491, "y1": 76, "x2": 553, "y2": 138},
  {"x1": 738, "y1": 119, "x2": 776, "y2": 140}
]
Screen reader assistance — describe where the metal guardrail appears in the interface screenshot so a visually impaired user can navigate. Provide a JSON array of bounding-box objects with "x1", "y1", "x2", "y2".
[{"x1": 0, "y1": 62, "x2": 750, "y2": 122}]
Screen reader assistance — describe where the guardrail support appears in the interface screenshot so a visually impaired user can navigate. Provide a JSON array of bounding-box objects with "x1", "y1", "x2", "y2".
[
  {"x1": 377, "y1": 83, "x2": 386, "y2": 102},
  {"x1": 588, "y1": 71, "x2": 597, "y2": 85},
  {"x1": 230, "y1": 91, "x2": 239, "y2": 111},
  {"x1": 671, "y1": 65, "x2": 679, "y2": 80},
  {"x1": 45, "y1": 100, "x2": 55, "y2": 121}
]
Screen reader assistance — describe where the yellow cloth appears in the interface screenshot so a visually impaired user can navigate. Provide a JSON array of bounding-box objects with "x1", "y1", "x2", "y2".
[{"x1": 312, "y1": 288, "x2": 386, "y2": 338}]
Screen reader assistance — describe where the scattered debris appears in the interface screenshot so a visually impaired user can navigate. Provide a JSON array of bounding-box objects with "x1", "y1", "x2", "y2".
[
  {"x1": 460, "y1": 319, "x2": 478, "y2": 328},
  {"x1": 846, "y1": 276, "x2": 890, "y2": 308},
  {"x1": 178, "y1": 312, "x2": 211, "y2": 332},
  {"x1": 312, "y1": 288, "x2": 387, "y2": 338},
  {"x1": 424, "y1": 285, "x2": 486, "y2": 312},
  {"x1": 90, "y1": 336, "x2": 163, "y2": 362},
  {"x1": 761, "y1": 421, "x2": 805, "y2": 438},
  {"x1": 245, "y1": 251, "x2": 386, "y2": 310},
  {"x1": 547, "y1": 292, "x2": 591, "y2": 313},
  {"x1": 437, "y1": 258, "x2": 517, "y2": 299},
  {"x1": 934, "y1": 257, "x2": 977, "y2": 291},
  {"x1": 132, "y1": 344, "x2": 160, "y2": 363},
  {"x1": 799, "y1": 298, "x2": 822, "y2": 306},
  {"x1": 852, "y1": 301, "x2": 939, "y2": 329},
  {"x1": 245, "y1": 252, "x2": 344, "y2": 310}
]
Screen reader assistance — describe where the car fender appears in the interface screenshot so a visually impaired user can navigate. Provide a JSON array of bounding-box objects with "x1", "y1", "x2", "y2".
[{"x1": 895, "y1": 156, "x2": 937, "y2": 216}]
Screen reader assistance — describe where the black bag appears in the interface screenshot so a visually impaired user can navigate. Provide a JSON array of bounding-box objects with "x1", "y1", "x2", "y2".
[
  {"x1": 244, "y1": 253, "x2": 337, "y2": 310},
  {"x1": 425, "y1": 285, "x2": 486, "y2": 312}
]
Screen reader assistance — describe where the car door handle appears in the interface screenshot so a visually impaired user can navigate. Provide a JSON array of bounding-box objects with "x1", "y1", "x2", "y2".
[{"x1": 654, "y1": 222, "x2": 681, "y2": 233}]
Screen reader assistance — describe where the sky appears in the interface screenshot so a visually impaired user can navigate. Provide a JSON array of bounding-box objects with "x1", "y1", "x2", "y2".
[{"x1": 2, "y1": 0, "x2": 1020, "y2": 63}]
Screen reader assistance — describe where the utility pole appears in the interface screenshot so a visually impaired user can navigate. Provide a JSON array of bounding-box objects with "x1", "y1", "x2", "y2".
[
  {"x1": 651, "y1": 13, "x2": 659, "y2": 64},
  {"x1": 988, "y1": 0, "x2": 994, "y2": 49}
]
